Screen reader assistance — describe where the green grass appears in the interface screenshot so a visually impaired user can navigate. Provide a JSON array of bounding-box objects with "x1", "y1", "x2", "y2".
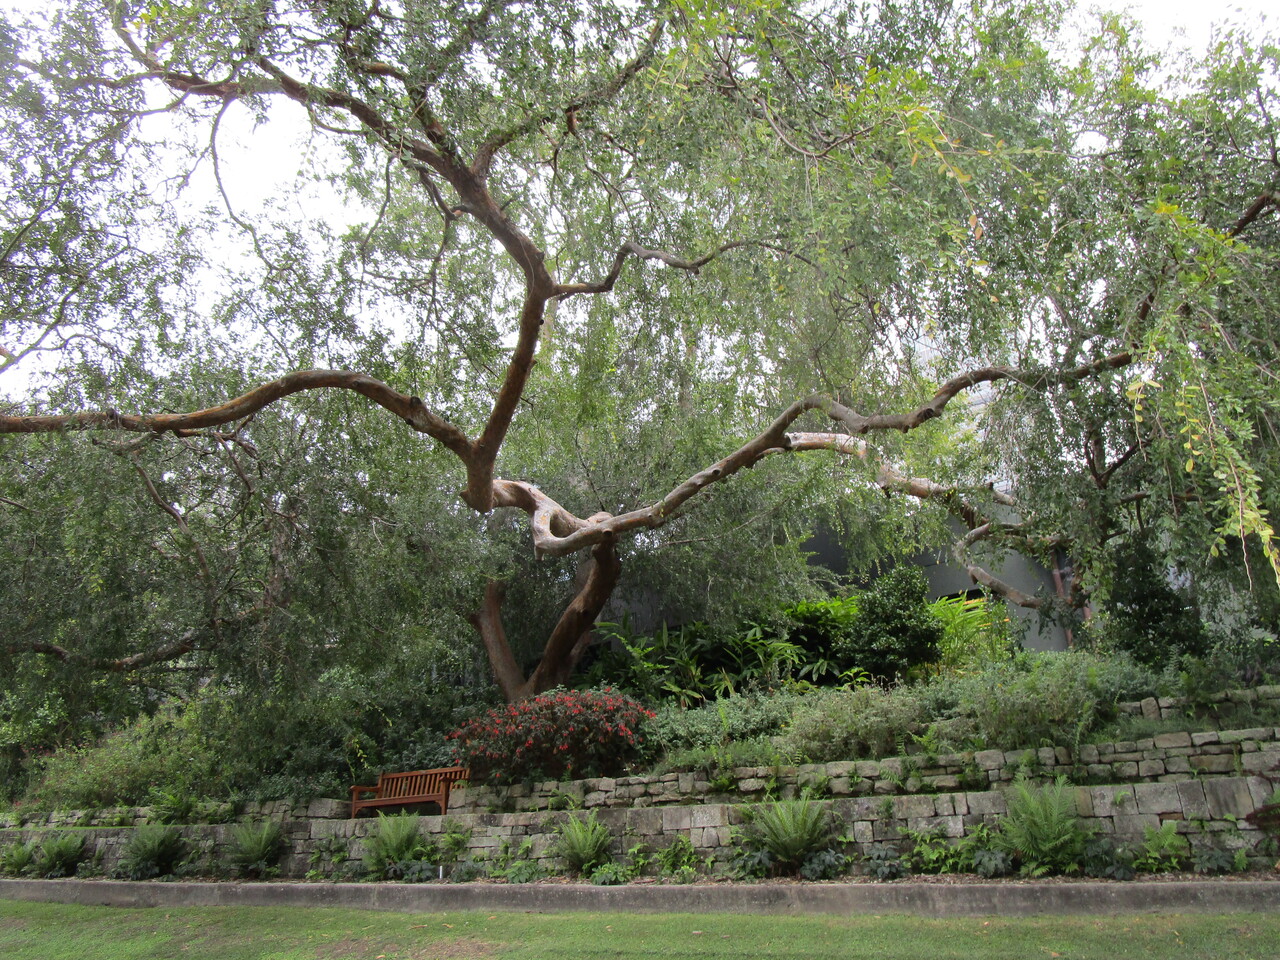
[{"x1": 2, "y1": 902, "x2": 1279, "y2": 959}]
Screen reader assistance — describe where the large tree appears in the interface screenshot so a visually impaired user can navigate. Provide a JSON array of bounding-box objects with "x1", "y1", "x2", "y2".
[{"x1": 2, "y1": 0, "x2": 1278, "y2": 701}]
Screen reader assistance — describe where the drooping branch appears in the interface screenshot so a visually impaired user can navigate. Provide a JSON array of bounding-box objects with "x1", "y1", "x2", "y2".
[
  {"x1": 0, "y1": 369, "x2": 473, "y2": 458},
  {"x1": 554, "y1": 240, "x2": 756, "y2": 298}
]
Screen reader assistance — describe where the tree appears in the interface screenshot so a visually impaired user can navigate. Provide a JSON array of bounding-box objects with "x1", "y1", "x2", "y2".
[{"x1": 2, "y1": 0, "x2": 1278, "y2": 702}]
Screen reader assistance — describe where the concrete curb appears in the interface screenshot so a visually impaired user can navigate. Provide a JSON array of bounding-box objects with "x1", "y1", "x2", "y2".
[{"x1": 3, "y1": 878, "x2": 1279, "y2": 916}]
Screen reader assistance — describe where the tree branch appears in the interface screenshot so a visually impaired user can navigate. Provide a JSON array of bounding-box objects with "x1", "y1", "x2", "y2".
[{"x1": 0, "y1": 369, "x2": 473, "y2": 459}]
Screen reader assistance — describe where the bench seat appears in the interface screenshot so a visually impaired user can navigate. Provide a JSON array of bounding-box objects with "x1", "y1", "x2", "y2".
[{"x1": 349, "y1": 766, "x2": 469, "y2": 818}]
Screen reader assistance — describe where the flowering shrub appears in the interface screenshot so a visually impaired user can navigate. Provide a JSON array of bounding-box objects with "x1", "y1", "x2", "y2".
[{"x1": 449, "y1": 688, "x2": 654, "y2": 784}]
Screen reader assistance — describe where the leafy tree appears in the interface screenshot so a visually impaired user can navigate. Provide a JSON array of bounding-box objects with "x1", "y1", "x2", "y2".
[{"x1": 0, "y1": 0, "x2": 1277, "y2": 707}]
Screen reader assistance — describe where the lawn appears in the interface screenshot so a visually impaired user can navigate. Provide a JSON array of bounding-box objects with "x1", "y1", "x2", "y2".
[{"x1": 1, "y1": 902, "x2": 1277, "y2": 959}]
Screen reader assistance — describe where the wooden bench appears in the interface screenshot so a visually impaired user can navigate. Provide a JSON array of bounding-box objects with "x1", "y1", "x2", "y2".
[{"x1": 349, "y1": 766, "x2": 469, "y2": 818}]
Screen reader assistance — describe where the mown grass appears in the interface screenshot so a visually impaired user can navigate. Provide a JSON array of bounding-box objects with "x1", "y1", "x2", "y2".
[{"x1": 1, "y1": 902, "x2": 1278, "y2": 959}]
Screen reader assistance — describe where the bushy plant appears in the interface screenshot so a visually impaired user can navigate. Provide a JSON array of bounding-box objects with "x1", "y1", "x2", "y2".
[
  {"x1": 1133, "y1": 821, "x2": 1190, "y2": 873},
  {"x1": 362, "y1": 813, "x2": 436, "y2": 879},
  {"x1": 646, "y1": 689, "x2": 807, "y2": 754},
  {"x1": 115, "y1": 825, "x2": 190, "y2": 880},
  {"x1": 929, "y1": 595, "x2": 1013, "y2": 667},
  {"x1": 33, "y1": 832, "x2": 85, "y2": 878},
  {"x1": 449, "y1": 687, "x2": 653, "y2": 784},
  {"x1": 832, "y1": 568, "x2": 942, "y2": 680},
  {"x1": 777, "y1": 685, "x2": 929, "y2": 763},
  {"x1": 553, "y1": 811, "x2": 613, "y2": 876},
  {"x1": 0, "y1": 841, "x2": 37, "y2": 876},
  {"x1": 740, "y1": 799, "x2": 839, "y2": 876},
  {"x1": 1102, "y1": 537, "x2": 1210, "y2": 667},
  {"x1": 655, "y1": 835, "x2": 701, "y2": 879},
  {"x1": 993, "y1": 775, "x2": 1093, "y2": 876},
  {"x1": 227, "y1": 820, "x2": 284, "y2": 878},
  {"x1": 926, "y1": 651, "x2": 1159, "y2": 750},
  {"x1": 147, "y1": 787, "x2": 201, "y2": 825}
]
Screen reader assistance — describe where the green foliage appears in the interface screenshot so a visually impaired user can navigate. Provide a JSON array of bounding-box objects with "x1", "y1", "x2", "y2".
[
  {"x1": 1133, "y1": 821, "x2": 1190, "y2": 873},
  {"x1": 554, "y1": 812, "x2": 613, "y2": 877},
  {"x1": 146, "y1": 788, "x2": 200, "y2": 825},
  {"x1": 740, "y1": 799, "x2": 839, "y2": 877},
  {"x1": 227, "y1": 820, "x2": 284, "y2": 879},
  {"x1": 861, "y1": 843, "x2": 907, "y2": 880},
  {"x1": 831, "y1": 569, "x2": 942, "y2": 681},
  {"x1": 33, "y1": 832, "x2": 85, "y2": 879},
  {"x1": 450, "y1": 687, "x2": 652, "y2": 784},
  {"x1": 655, "y1": 835, "x2": 701, "y2": 880},
  {"x1": 1101, "y1": 538, "x2": 1210, "y2": 667},
  {"x1": 115, "y1": 825, "x2": 189, "y2": 881},
  {"x1": 362, "y1": 813, "x2": 435, "y2": 880},
  {"x1": 929, "y1": 595, "x2": 1013, "y2": 668},
  {"x1": 993, "y1": 776, "x2": 1093, "y2": 877},
  {"x1": 0, "y1": 841, "x2": 37, "y2": 876},
  {"x1": 777, "y1": 685, "x2": 929, "y2": 763}
]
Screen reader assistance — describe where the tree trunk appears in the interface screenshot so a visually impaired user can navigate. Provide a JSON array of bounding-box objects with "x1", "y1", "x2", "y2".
[{"x1": 469, "y1": 541, "x2": 622, "y2": 701}]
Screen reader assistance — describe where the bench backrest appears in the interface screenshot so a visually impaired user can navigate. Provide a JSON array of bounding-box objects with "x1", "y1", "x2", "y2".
[{"x1": 375, "y1": 766, "x2": 467, "y2": 800}]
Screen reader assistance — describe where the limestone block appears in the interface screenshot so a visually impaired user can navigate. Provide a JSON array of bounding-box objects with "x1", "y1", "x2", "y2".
[
  {"x1": 933, "y1": 794, "x2": 955, "y2": 817},
  {"x1": 1163, "y1": 757, "x2": 1192, "y2": 774},
  {"x1": 1174, "y1": 781, "x2": 1209, "y2": 820},
  {"x1": 851, "y1": 820, "x2": 874, "y2": 844},
  {"x1": 1191, "y1": 755, "x2": 1237, "y2": 775},
  {"x1": 854, "y1": 761, "x2": 881, "y2": 780},
  {"x1": 1113, "y1": 762, "x2": 1139, "y2": 779},
  {"x1": 1077, "y1": 744, "x2": 1100, "y2": 765},
  {"x1": 1113, "y1": 813, "x2": 1161, "y2": 837},
  {"x1": 1132, "y1": 782, "x2": 1182, "y2": 816},
  {"x1": 1154, "y1": 732, "x2": 1193, "y2": 749},
  {"x1": 1220, "y1": 727, "x2": 1273, "y2": 744},
  {"x1": 1247, "y1": 776, "x2": 1276, "y2": 808},
  {"x1": 661, "y1": 807, "x2": 693, "y2": 833},
  {"x1": 1073, "y1": 788, "x2": 1095, "y2": 818},
  {"x1": 1090, "y1": 785, "x2": 1135, "y2": 817},
  {"x1": 825, "y1": 761, "x2": 857, "y2": 777},
  {"x1": 691, "y1": 806, "x2": 726, "y2": 829},
  {"x1": 897, "y1": 795, "x2": 936, "y2": 819},
  {"x1": 1190, "y1": 731, "x2": 1221, "y2": 747},
  {"x1": 1202, "y1": 778, "x2": 1256, "y2": 818},
  {"x1": 1138, "y1": 760, "x2": 1166, "y2": 778},
  {"x1": 965, "y1": 791, "x2": 1007, "y2": 816},
  {"x1": 737, "y1": 778, "x2": 767, "y2": 793},
  {"x1": 1140, "y1": 697, "x2": 1160, "y2": 720},
  {"x1": 1038, "y1": 747, "x2": 1058, "y2": 768}
]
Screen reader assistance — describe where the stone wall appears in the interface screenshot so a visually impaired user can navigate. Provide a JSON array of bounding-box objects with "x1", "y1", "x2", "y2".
[
  {"x1": 1, "y1": 776, "x2": 1272, "y2": 879},
  {"x1": 449, "y1": 724, "x2": 1280, "y2": 815}
]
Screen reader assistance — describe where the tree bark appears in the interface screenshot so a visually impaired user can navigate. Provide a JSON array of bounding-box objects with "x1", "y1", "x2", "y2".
[{"x1": 468, "y1": 581, "x2": 525, "y2": 702}]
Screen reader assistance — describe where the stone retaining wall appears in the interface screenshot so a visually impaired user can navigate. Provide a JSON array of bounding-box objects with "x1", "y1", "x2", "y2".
[
  {"x1": 2, "y1": 775, "x2": 1273, "y2": 879},
  {"x1": 450, "y1": 725, "x2": 1280, "y2": 815}
]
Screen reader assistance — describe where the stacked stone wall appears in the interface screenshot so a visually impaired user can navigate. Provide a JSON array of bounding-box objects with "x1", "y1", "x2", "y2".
[{"x1": 1, "y1": 776, "x2": 1272, "y2": 879}]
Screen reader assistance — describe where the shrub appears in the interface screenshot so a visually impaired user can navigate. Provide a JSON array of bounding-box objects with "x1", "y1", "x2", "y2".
[
  {"x1": 1102, "y1": 537, "x2": 1209, "y2": 667},
  {"x1": 777, "y1": 685, "x2": 929, "y2": 763},
  {"x1": 929, "y1": 595, "x2": 1013, "y2": 668},
  {"x1": 362, "y1": 813, "x2": 436, "y2": 879},
  {"x1": 926, "y1": 651, "x2": 1158, "y2": 750},
  {"x1": 993, "y1": 775, "x2": 1093, "y2": 876},
  {"x1": 554, "y1": 811, "x2": 613, "y2": 876},
  {"x1": 115, "y1": 825, "x2": 189, "y2": 880},
  {"x1": 449, "y1": 687, "x2": 653, "y2": 784},
  {"x1": 646, "y1": 689, "x2": 807, "y2": 754},
  {"x1": 34, "y1": 832, "x2": 85, "y2": 878},
  {"x1": 227, "y1": 820, "x2": 284, "y2": 878},
  {"x1": 832, "y1": 568, "x2": 942, "y2": 680},
  {"x1": 655, "y1": 835, "x2": 701, "y2": 878},
  {"x1": 147, "y1": 787, "x2": 201, "y2": 825},
  {"x1": 0, "y1": 841, "x2": 37, "y2": 876},
  {"x1": 739, "y1": 799, "x2": 839, "y2": 877}
]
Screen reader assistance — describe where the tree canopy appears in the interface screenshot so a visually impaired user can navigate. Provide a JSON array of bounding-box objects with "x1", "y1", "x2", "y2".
[{"x1": 1, "y1": 0, "x2": 1278, "y2": 716}]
